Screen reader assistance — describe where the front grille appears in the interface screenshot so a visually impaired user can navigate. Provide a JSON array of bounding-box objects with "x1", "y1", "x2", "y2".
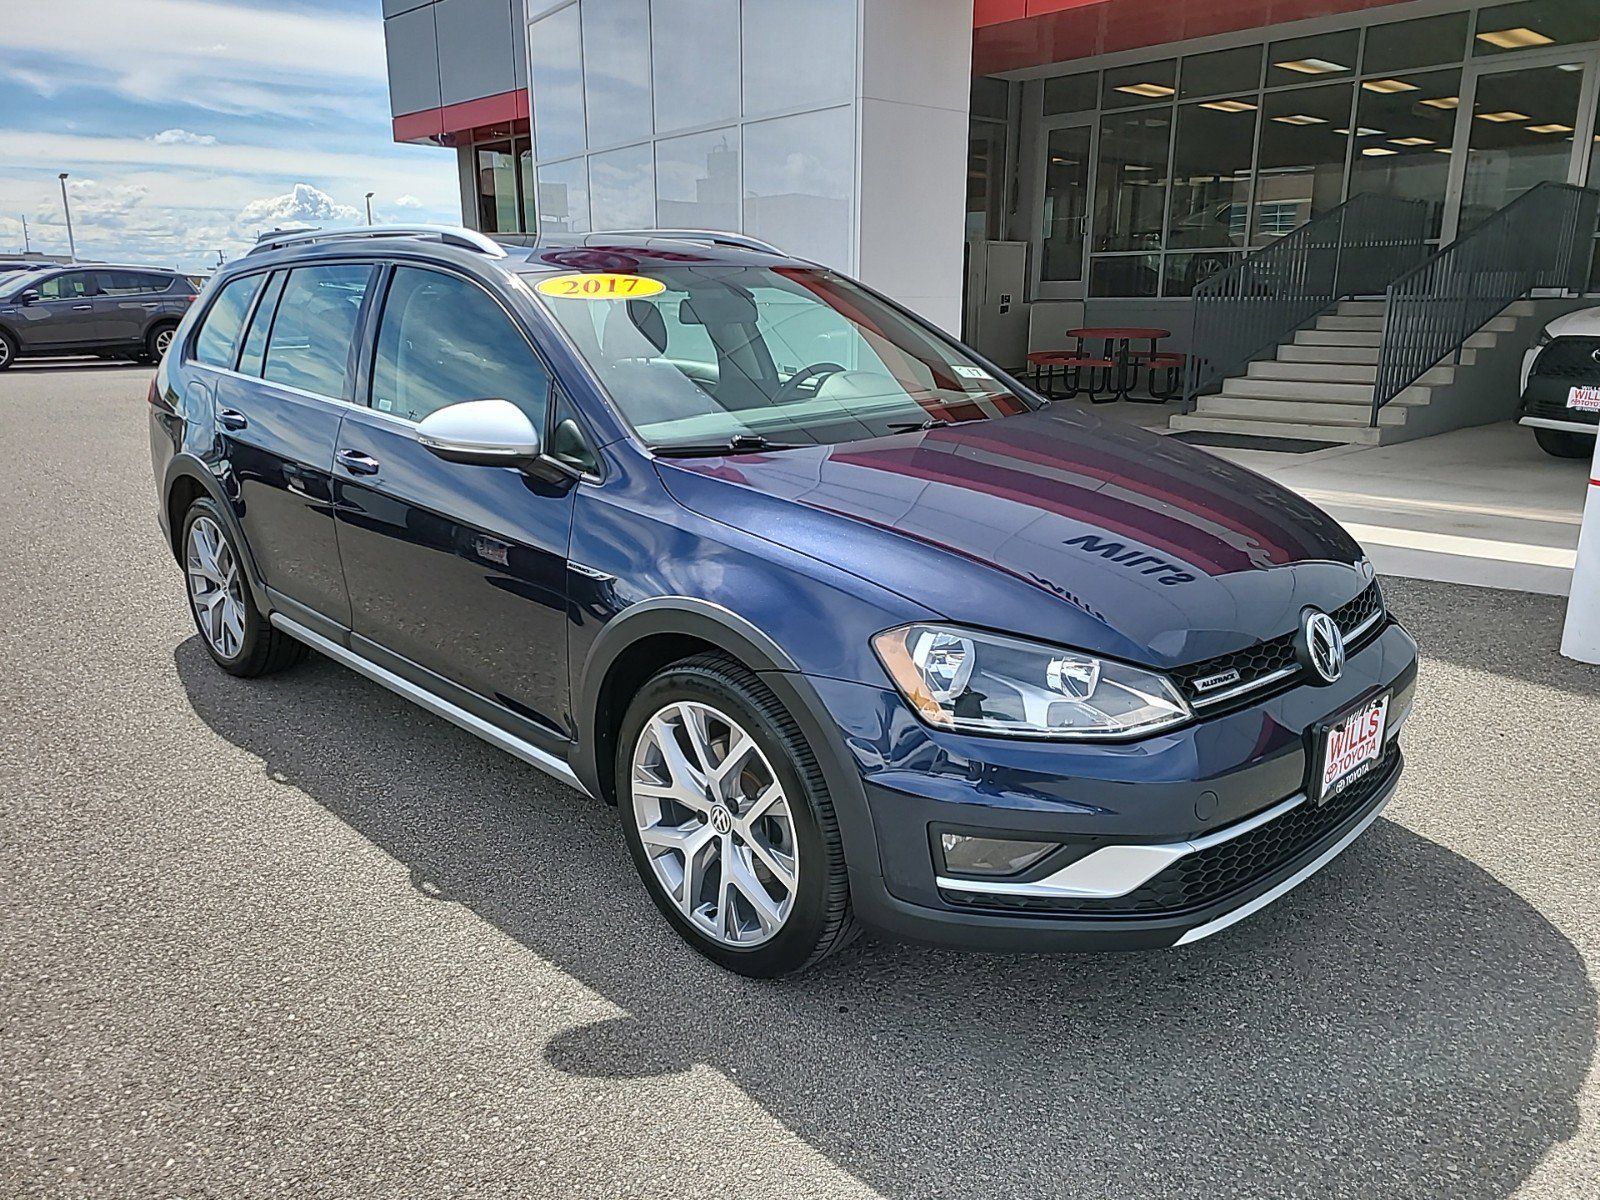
[
  {"x1": 941, "y1": 746, "x2": 1400, "y2": 918},
  {"x1": 1171, "y1": 581, "x2": 1385, "y2": 708},
  {"x1": 1532, "y1": 337, "x2": 1600, "y2": 382}
]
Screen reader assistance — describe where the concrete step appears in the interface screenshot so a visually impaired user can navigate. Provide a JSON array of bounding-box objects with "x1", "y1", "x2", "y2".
[
  {"x1": 1221, "y1": 376, "x2": 1432, "y2": 406},
  {"x1": 1248, "y1": 360, "x2": 1456, "y2": 387},
  {"x1": 1337, "y1": 300, "x2": 1388, "y2": 318},
  {"x1": 1278, "y1": 343, "x2": 1381, "y2": 365},
  {"x1": 1197, "y1": 395, "x2": 1409, "y2": 426},
  {"x1": 1316, "y1": 314, "x2": 1385, "y2": 332},
  {"x1": 1296, "y1": 329, "x2": 1383, "y2": 347},
  {"x1": 1168, "y1": 413, "x2": 1394, "y2": 445}
]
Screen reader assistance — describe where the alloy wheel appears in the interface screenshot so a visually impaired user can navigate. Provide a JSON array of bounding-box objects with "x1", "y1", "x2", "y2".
[
  {"x1": 186, "y1": 515, "x2": 247, "y2": 658},
  {"x1": 0, "y1": 339, "x2": 11, "y2": 368},
  {"x1": 154, "y1": 327, "x2": 175, "y2": 357},
  {"x1": 630, "y1": 701, "x2": 799, "y2": 947}
]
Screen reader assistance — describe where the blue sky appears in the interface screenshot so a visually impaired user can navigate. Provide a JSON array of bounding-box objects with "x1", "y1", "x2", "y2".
[{"x1": 0, "y1": 0, "x2": 460, "y2": 271}]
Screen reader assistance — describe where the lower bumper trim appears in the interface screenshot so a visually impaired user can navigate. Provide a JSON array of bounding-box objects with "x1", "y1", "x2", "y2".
[{"x1": 1172, "y1": 785, "x2": 1393, "y2": 945}]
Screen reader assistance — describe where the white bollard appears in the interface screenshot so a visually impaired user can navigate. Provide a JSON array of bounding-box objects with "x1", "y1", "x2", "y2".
[{"x1": 1561, "y1": 430, "x2": 1600, "y2": 664}]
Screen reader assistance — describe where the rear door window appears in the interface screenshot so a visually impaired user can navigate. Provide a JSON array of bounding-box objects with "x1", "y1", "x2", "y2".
[
  {"x1": 260, "y1": 264, "x2": 374, "y2": 401},
  {"x1": 192, "y1": 273, "x2": 266, "y2": 368},
  {"x1": 94, "y1": 271, "x2": 172, "y2": 296},
  {"x1": 237, "y1": 272, "x2": 286, "y2": 377}
]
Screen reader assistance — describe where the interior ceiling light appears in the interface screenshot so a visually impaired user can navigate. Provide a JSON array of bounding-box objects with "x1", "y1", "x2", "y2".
[
  {"x1": 1433, "y1": 147, "x2": 1453, "y2": 154},
  {"x1": 1200, "y1": 99, "x2": 1257, "y2": 113},
  {"x1": 1557, "y1": 63, "x2": 1584, "y2": 72},
  {"x1": 1476, "y1": 27, "x2": 1554, "y2": 49},
  {"x1": 1476, "y1": 110, "x2": 1530, "y2": 123},
  {"x1": 1115, "y1": 82, "x2": 1176, "y2": 97},
  {"x1": 1527, "y1": 123, "x2": 1574, "y2": 134},
  {"x1": 1363, "y1": 79, "x2": 1419, "y2": 94},
  {"x1": 1273, "y1": 114, "x2": 1328, "y2": 125},
  {"x1": 1332, "y1": 126, "x2": 1386, "y2": 136},
  {"x1": 1275, "y1": 58, "x2": 1348, "y2": 74},
  {"x1": 1362, "y1": 147, "x2": 1399, "y2": 156},
  {"x1": 1389, "y1": 137, "x2": 1434, "y2": 146},
  {"x1": 1421, "y1": 96, "x2": 1460, "y2": 109}
]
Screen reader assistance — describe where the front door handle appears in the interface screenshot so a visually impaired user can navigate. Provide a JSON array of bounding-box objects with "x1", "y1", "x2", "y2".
[
  {"x1": 217, "y1": 408, "x2": 248, "y2": 430},
  {"x1": 71, "y1": 303, "x2": 93, "y2": 311},
  {"x1": 336, "y1": 448, "x2": 381, "y2": 476}
]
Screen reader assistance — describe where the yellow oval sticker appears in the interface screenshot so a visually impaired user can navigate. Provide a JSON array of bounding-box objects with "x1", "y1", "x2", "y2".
[{"x1": 535, "y1": 273, "x2": 666, "y2": 300}]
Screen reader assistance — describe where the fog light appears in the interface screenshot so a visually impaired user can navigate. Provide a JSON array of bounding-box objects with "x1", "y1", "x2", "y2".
[{"x1": 939, "y1": 833, "x2": 1057, "y2": 877}]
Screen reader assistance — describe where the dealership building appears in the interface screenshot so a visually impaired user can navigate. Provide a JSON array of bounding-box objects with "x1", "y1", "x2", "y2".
[{"x1": 382, "y1": 0, "x2": 1600, "y2": 447}]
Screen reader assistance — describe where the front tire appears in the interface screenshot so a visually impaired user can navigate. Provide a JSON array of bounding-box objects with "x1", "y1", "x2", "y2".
[
  {"x1": 0, "y1": 331, "x2": 15, "y2": 371},
  {"x1": 1534, "y1": 426, "x2": 1593, "y2": 459},
  {"x1": 180, "y1": 499, "x2": 306, "y2": 677},
  {"x1": 617, "y1": 653, "x2": 857, "y2": 977}
]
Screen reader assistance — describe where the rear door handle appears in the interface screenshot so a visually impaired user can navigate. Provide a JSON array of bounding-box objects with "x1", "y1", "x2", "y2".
[
  {"x1": 217, "y1": 408, "x2": 248, "y2": 431},
  {"x1": 336, "y1": 448, "x2": 381, "y2": 476},
  {"x1": 71, "y1": 303, "x2": 93, "y2": 311}
]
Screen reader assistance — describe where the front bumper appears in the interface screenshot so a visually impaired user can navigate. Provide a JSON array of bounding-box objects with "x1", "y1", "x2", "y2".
[
  {"x1": 1518, "y1": 372, "x2": 1600, "y2": 434},
  {"x1": 814, "y1": 620, "x2": 1418, "y2": 952}
]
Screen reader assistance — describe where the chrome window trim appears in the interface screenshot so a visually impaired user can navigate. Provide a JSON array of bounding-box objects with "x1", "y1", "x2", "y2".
[{"x1": 269, "y1": 614, "x2": 591, "y2": 797}]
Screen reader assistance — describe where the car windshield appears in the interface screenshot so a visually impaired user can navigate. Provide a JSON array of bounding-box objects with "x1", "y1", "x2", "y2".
[
  {"x1": 526, "y1": 264, "x2": 1034, "y2": 451},
  {"x1": 0, "y1": 270, "x2": 46, "y2": 299}
]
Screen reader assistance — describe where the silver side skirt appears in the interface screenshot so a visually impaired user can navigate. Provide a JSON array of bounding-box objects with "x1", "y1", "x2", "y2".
[{"x1": 269, "y1": 614, "x2": 591, "y2": 797}]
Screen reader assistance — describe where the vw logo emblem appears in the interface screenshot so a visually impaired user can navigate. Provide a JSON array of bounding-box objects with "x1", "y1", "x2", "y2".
[
  {"x1": 1591, "y1": 347, "x2": 1600, "y2": 365},
  {"x1": 710, "y1": 805, "x2": 733, "y2": 835},
  {"x1": 1299, "y1": 610, "x2": 1345, "y2": 684}
]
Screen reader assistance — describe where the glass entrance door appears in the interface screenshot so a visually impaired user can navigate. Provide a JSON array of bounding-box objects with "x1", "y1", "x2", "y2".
[
  {"x1": 1037, "y1": 119, "x2": 1094, "y2": 299},
  {"x1": 1448, "y1": 55, "x2": 1594, "y2": 237}
]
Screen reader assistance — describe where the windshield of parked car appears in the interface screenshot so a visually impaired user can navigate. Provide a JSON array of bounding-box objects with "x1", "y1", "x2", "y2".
[
  {"x1": 0, "y1": 270, "x2": 47, "y2": 299},
  {"x1": 525, "y1": 264, "x2": 1034, "y2": 451}
]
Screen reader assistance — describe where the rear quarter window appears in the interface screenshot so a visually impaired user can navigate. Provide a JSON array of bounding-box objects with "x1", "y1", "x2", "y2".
[{"x1": 192, "y1": 273, "x2": 266, "y2": 369}]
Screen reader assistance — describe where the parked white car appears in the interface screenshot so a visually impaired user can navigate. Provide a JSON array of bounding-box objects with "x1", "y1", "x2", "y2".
[{"x1": 1519, "y1": 306, "x2": 1600, "y2": 459}]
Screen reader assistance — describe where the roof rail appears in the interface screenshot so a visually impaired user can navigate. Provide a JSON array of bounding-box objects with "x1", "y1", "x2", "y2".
[
  {"x1": 246, "y1": 224, "x2": 507, "y2": 259},
  {"x1": 590, "y1": 229, "x2": 787, "y2": 256}
]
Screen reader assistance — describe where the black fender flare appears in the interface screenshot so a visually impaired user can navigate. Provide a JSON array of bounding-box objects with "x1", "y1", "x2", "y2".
[
  {"x1": 160, "y1": 453, "x2": 273, "y2": 613},
  {"x1": 574, "y1": 597, "x2": 884, "y2": 883}
]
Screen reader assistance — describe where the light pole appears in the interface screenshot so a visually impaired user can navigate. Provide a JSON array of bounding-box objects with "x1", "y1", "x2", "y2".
[
  {"x1": 20, "y1": 214, "x2": 29, "y2": 254},
  {"x1": 364, "y1": 192, "x2": 375, "y2": 224},
  {"x1": 58, "y1": 172, "x2": 77, "y2": 262}
]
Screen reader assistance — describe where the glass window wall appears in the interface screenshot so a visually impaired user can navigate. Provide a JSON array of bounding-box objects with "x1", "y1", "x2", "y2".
[
  {"x1": 1473, "y1": 0, "x2": 1600, "y2": 57},
  {"x1": 589, "y1": 142, "x2": 656, "y2": 229},
  {"x1": 582, "y1": 0, "x2": 653, "y2": 150},
  {"x1": 538, "y1": 157, "x2": 591, "y2": 235},
  {"x1": 742, "y1": 106, "x2": 853, "y2": 268},
  {"x1": 656, "y1": 128, "x2": 740, "y2": 229},
  {"x1": 742, "y1": 0, "x2": 855, "y2": 118},
  {"x1": 1103, "y1": 60, "x2": 1176, "y2": 110},
  {"x1": 1181, "y1": 46, "x2": 1263, "y2": 100},
  {"x1": 650, "y1": 0, "x2": 739, "y2": 133},
  {"x1": 1349, "y1": 68, "x2": 1462, "y2": 238},
  {"x1": 1267, "y1": 30, "x2": 1360, "y2": 87},
  {"x1": 530, "y1": 4, "x2": 586, "y2": 162},
  {"x1": 1253, "y1": 83, "x2": 1355, "y2": 243}
]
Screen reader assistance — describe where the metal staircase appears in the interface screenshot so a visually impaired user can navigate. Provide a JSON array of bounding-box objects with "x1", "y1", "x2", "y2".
[{"x1": 1171, "y1": 182, "x2": 1600, "y2": 446}]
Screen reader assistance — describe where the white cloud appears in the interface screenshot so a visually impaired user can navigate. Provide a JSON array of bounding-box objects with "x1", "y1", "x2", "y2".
[
  {"x1": 393, "y1": 194, "x2": 425, "y2": 209},
  {"x1": 236, "y1": 184, "x2": 360, "y2": 233},
  {"x1": 149, "y1": 129, "x2": 217, "y2": 146},
  {"x1": 5, "y1": 0, "x2": 386, "y2": 120}
]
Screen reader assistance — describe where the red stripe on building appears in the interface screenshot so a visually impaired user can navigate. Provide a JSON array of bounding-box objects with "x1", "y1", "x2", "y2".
[{"x1": 393, "y1": 88, "x2": 530, "y2": 145}]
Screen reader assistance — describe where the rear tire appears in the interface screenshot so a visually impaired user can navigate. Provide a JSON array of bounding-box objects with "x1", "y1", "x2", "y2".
[
  {"x1": 0, "y1": 331, "x2": 15, "y2": 371},
  {"x1": 617, "y1": 653, "x2": 858, "y2": 977},
  {"x1": 180, "y1": 498, "x2": 307, "y2": 677},
  {"x1": 1534, "y1": 426, "x2": 1593, "y2": 459},
  {"x1": 147, "y1": 322, "x2": 178, "y2": 362}
]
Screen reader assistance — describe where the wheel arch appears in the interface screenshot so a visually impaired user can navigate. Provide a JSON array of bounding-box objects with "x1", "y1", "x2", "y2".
[
  {"x1": 161, "y1": 455, "x2": 271, "y2": 612},
  {"x1": 575, "y1": 598, "x2": 883, "y2": 881}
]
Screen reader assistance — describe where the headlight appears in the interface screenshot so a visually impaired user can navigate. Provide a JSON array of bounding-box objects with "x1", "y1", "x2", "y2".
[{"x1": 872, "y1": 624, "x2": 1191, "y2": 739}]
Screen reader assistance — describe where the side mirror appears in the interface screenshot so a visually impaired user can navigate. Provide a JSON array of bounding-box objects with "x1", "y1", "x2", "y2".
[
  {"x1": 416, "y1": 398, "x2": 541, "y2": 467},
  {"x1": 15, "y1": 290, "x2": 39, "y2": 305}
]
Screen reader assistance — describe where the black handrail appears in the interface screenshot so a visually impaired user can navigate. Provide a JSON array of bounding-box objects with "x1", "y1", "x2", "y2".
[
  {"x1": 1371, "y1": 182, "x2": 1600, "y2": 425},
  {"x1": 1182, "y1": 193, "x2": 1430, "y2": 411}
]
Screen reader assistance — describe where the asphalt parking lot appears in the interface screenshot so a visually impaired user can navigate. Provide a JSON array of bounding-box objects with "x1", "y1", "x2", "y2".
[{"x1": 3, "y1": 360, "x2": 1599, "y2": 1199}]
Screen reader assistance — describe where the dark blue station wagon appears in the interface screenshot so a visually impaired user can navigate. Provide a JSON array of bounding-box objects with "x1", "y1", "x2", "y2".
[{"x1": 149, "y1": 226, "x2": 1417, "y2": 976}]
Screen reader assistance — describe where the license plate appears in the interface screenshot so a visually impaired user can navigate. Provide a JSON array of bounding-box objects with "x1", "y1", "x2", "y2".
[
  {"x1": 1314, "y1": 692, "x2": 1390, "y2": 804},
  {"x1": 1568, "y1": 385, "x2": 1600, "y2": 413}
]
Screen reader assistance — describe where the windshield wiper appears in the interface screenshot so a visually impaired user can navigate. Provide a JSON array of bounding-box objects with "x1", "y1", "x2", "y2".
[
  {"x1": 887, "y1": 415, "x2": 984, "y2": 433},
  {"x1": 652, "y1": 433, "x2": 804, "y2": 458}
]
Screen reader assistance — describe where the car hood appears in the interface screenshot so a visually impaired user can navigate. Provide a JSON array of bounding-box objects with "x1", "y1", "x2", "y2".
[
  {"x1": 655, "y1": 407, "x2": 1371, "y2": 669},
  {"x1": 1544, "y1": 306, "x2": 1600, "y2": 340}
]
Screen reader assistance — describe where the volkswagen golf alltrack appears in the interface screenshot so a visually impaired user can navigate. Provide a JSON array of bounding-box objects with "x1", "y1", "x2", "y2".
[{"x1": 149, "y1": 225, "x2": 1418, "y2": 977}]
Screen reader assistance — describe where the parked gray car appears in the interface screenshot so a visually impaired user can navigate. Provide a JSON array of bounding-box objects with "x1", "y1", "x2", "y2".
[{"x1": 0, "y1": 265, "x2": 198, "y2": 369}]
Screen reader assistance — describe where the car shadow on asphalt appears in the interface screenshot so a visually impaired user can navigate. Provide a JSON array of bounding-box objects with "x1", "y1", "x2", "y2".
[{"x1": 175, "y1": 638, "x2": 1595, "y2": 1199}]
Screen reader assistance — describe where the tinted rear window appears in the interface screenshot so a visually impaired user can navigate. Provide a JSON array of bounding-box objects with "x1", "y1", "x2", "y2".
[{"x1": 192, "y1": 273, "x2": 266, "y2": 369}]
